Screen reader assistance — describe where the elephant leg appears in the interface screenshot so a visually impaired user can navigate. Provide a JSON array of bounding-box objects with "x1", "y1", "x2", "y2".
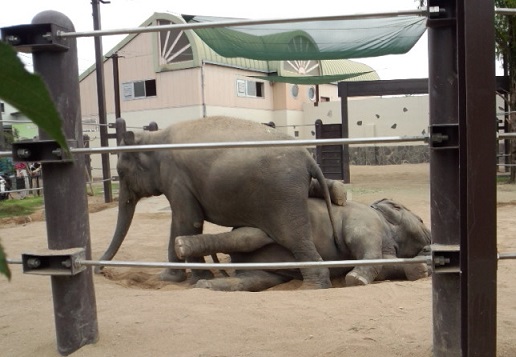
[
  {"x1": 345, "y1": 252, "x2": 383, "y2": 286},
  {"x1": 345, "y1": 266, "x2": 381, "y2": 286},
  {"x1": 404, "y1": 246, "x2": 432, "y2": 280},
  {"x1": 160, "y1": 204, "x2": 210, "y2": 283},
  {"x1": 376, "y1": 256, "x2": 429, "y2": 281},
  {"x1": 309, "y1": 178, "x2": 347, "y2": 206},
  {"x1": 376, "y1": 263, "x2": 407, "y2": 281},
  {"x1": 175, "y1": 227, "x2": 274, "y2": 259},
  {"x1": 195, "y1": 270, "x2": 291, "y2": 292},
  {"x1": 271, "y1": 219, "x2": 331, "y2": 289}
]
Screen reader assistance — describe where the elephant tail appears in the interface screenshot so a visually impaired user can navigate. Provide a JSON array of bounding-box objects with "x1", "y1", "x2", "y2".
[{"x1": 308, "y1": 162, "x2": 340, "y2": 245}]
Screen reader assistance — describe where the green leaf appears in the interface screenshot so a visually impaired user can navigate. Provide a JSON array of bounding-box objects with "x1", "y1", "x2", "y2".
[
  {"x1": 0, "y1": 239, "x2": 11, "y2": 281},
  {"x1": 0, "y1": 41, "x2": 69, "y2": 155}
]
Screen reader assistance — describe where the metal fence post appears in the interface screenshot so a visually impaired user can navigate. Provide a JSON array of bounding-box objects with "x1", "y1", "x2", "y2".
[
  {"x1": 427, "y1": 2, "x2": 461, "y2": 354},
  {"x1": 458, "y1": 1, "x2": 497, "y2": 355},
  {"x1": 31, "y1": 10, "x2": 98, "y2": 355},
  {"x1": 428, "y1": 1, "x2": 497, "y2": 355},
  {"x1": 144, "y1": 121, "x2": 159, "y2": 131}
]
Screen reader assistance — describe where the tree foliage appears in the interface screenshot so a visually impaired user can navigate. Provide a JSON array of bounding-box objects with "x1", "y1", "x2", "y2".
[{"x1": 495, "y1": 1, "x2": 516, "y2": 182}]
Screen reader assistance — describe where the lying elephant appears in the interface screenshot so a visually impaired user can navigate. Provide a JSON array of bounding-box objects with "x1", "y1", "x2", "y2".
[
  {"x1": 175, "y1": 197, "x2": 432, "y2": 291},
  {"x1": 97, "y1": 116, "x2": 339, "y2": 288}
]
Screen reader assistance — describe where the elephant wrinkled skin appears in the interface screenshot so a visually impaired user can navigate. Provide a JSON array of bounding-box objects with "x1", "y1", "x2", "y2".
[
  {"x1": 96, "y1": 116, "x2": 338, "y2": 289},
  {"x1": 176, "y1": 198, "x2": 432, "y2": 291}
]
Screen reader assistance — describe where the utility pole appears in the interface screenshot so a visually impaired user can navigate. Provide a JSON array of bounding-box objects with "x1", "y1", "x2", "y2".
[
  {"x1": 107, "y1": 52, "x2": 122, "y2": 119},
  {"x1": 92, "y1": 0, "x2": 113, "y2": 202}
]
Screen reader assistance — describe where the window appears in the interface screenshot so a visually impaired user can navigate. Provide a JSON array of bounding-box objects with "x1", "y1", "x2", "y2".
[
  {"x1": 122, "y1": 79, "x2": 157, "y2": 101},
  {"x1": 0, "y1": 102, "x2": 4, "y2": 112},
  {"x1": 308, "y1": 86, "x2": 316, "y2": 101},
  {"x1": 291, "y1": 84, "x2": 299, "y2": 98},
  {"x1": 236, "y1": 79, "x2": 264, "y2": 98}
]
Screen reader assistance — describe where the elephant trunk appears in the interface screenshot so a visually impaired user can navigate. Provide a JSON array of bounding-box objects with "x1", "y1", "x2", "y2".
[{"x1": 95, "y1": 188, "x2": 138, "y2": 273}]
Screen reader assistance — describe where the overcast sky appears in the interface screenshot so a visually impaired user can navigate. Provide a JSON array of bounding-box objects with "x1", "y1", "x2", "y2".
[{"x1": 2, "y1": 1, "x2": 436, "y2": 79}]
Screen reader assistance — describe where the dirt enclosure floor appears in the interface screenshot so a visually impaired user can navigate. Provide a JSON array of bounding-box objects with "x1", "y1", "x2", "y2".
[{"x1": 2, "y1": 163, "x2": 516, "y2": 356}]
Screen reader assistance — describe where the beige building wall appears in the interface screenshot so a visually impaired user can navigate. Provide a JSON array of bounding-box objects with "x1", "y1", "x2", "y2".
[{"x1": 79, "y1": 17, "x2": 377, "y2": 179}]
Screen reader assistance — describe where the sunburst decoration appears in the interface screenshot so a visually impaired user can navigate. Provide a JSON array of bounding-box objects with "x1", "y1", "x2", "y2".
[
  {"x1": 283, "y1": 36, "x2": 320, "y2": 75},
  {"x1": 158, "y1": 20, "x2": 193, "y2": 65}
]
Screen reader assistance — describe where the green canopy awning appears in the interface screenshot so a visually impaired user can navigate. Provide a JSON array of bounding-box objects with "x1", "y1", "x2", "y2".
[
  {"x1": 252, "y1": 71, "x2": 372, "y2": 85},
  {"x1": 183, "y1": 15, "x2": 426, "y2": 61}
]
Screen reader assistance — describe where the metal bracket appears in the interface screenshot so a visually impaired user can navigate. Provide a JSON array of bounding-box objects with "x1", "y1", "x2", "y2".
[
  {"x1": 1, "y1": 23, "x2": 69, "y2": 53},
  {"x1": 12, "y1": 140, "x2": 77, "y2": 163},
  {"x1": 431, "y1": 244, "x2": 460, "y2": 274},
  {"x1": 428, "y1": 123, "x2": 459, "y2": 150},
  {"x1": 22, "y1": 248, "x2": 86, "y2": 276},
  {"x1": 426, "y1": 4, "x2": 455, "y2": 28},
  {"x1": 428, "y1": 6, "x2": 446, "y2": 19}
]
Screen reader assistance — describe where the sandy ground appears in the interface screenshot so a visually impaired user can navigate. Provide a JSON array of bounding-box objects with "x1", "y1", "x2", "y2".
[{"x1": 1, "y1": 163, "x2": 516, "y2": 356}]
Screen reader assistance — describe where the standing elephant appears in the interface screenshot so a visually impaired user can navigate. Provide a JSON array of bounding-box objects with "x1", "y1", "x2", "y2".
[
  {"x1": 175, "y1": 197, "x2": 432, "y2": 291},
  {"x1": 96, "y1": 116, "x2": 338, "y2": 289}
]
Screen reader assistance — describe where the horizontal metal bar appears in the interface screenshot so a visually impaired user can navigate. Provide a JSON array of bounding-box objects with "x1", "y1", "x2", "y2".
[
  {"x1": 495, "y1": 8, "x2": 516, "y2": 15},
  {"x1": 498, "y1": 252, "x2": 516, "y2": 260},
  {"x1": 77, "y1": 257, "x2": 431, "y2": 270},
  {"x1": 6, "y1": 258, "x2": 22, "y2": 265},
  {"x1": 3, "y1": 131, "x2": 515, "y2": 159},
  {"x1": 57, "y1": 10, "x2": 426, "y2": 39},
  {"x1": 1, "y1": 187, "x2": 43, "y2": 194},
  {"x1": 0, "y1": 136, "x2": 427, "y2": 158},
  {"x1": 8, "y1": 253, "x2": 515, "y2": 271}
]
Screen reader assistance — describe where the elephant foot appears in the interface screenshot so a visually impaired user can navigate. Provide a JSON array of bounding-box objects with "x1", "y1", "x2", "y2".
[
  {"x1": 175, "y1": 236, "x2": 194, "y2": 260},
  {"x1": 195, "y1": 278, "x2": 244, "y2": 291},
  {"x1": 195, "y1": 279, "x2": 228, "y2": 291},
  {"x1": 345, "y1": 271, "x2": 369, "y2": 286},
  {"x1": 404, "y1": 263, "x2": 429, "y2": 281},
  {"x1": 298, "y1": 267, "x2": 332, "y2": 289},
  {"x1": 195, "y1": 279, "x2": 215, "y2": 290},
  {"x1": 159, "y1": 268, "x2": 187, "y2": 282},
  {"x1": 189, "y1": 269, "x2": 215, "y2": 284},
  {"x1": 329, "y1": 180, "x2": 347, "y2": 206}
]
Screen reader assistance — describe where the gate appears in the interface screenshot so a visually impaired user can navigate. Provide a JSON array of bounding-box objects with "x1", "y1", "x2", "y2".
[{"x1": 314, "y1": 119, "x2": 348, "y2": 182}]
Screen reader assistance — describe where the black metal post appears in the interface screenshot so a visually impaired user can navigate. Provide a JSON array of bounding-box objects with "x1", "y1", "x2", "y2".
[
  {"x1": 428, "y1": 0, "x2": 497, "y2": 355},
  {"x1": 110, "y1": 52, "x2": 121, "y2": 119},
  {"x1": 31, "y1": 10, "x2": 98, "y2": 356},
  {"x1": 427, "y1": 2, "x2": 461, "y2": 354},
  {"x1": 315, "y1": 119, "x2": 323, "y2": 165},
  {"x1": 458, "y1": 1, "x2": 497, "y2": 355},
  {"x1": 92, "y1": 0, "x2": 112, "y2": 203},
  {"x1": 338, "y1": 83, "x2": 350, "y2": 183}
]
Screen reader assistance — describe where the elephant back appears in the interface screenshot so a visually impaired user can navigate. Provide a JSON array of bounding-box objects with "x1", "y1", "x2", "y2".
[{"x1": 169, "y1": 116, "x2": 293, "y2": 143}]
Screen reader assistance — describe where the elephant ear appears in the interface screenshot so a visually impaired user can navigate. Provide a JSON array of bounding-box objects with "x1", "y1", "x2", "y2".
[{"x1": 123, "y1": 131, "x2": 136, "y2": 145}]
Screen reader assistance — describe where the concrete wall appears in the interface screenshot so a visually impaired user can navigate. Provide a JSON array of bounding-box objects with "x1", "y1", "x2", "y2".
[{"x1": 303, "y1": 95, "x2": 430, "y2": 165}]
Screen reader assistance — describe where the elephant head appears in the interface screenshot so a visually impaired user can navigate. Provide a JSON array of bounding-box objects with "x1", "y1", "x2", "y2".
[
  {"x1": 95, "y1": 131, "x2": 162, "y2": 272},
  {"x1": 371, "y1": 198, "x2": 431, "y2": 258}
]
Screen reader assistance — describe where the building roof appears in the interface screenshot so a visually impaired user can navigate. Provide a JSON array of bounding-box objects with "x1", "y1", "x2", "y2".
[{"x1": 80, "y1": 12, "x2": 381, "y2": 83}]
